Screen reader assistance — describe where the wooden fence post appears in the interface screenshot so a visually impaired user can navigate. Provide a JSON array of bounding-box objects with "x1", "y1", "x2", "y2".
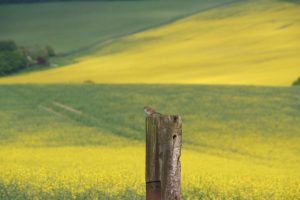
[{"x1": 146, "y1": 114, "x2": 182, "y2": 200}]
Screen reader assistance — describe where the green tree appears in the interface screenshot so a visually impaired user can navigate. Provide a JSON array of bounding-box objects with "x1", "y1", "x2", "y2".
[
  {"x1": 292, "y1": 77, "x2": 300, "y2": 86},
  {"x1": 0, "y1": 51, "x2": 27, "y2": 75},
  {"x1": 46, "y1": 45, "x2": 56, "y2": 57},
  {"x1": 0, "y1": 40, "x2": 56, "y2": 75},
  {"x1": 23, "y1": 45, "x2": 48, "y2": 60},
  {"x1": 0, "y1": 40, "x2": 17, "y2": 52}
]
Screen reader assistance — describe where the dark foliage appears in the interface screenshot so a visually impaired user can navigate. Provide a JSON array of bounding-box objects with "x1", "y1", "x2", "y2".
[
  {"x1": 292, "y1": 77, "x2": 300, "y2": 86},
  {"x1": 0, "y1": 40, "x2": 18, "y2": 52},
  {"x1": 36, "y1": 57, "x2": 47, "y2": 65},
  {"x1": 0, "y1": 51, "x2": 27, "y2": 75},
  {"x1": 46, "y1": 46, "x2": 56, "y2": 57},
  {"x1": 0, "y1": 40, "x2": 56, "y2": 75},
  {"x1": 21, "y1": 46, "x2": 48, "y2": 63}
]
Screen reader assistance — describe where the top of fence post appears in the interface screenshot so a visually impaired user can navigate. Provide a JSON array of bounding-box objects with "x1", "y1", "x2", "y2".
[{"x1": 146, "y1": 113, "x2": 182, "y2": 200}]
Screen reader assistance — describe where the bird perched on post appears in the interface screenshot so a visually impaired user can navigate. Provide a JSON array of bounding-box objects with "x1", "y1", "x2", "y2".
[{"x1": 144, "y1": 106, "x2": 161, "y2": 116}]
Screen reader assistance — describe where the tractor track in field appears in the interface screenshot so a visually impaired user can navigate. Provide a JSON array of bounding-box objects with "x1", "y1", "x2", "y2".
[
  {"x1": 52, "y1": 101, "x2": 82, "y2": 115},
  {"x1": 58, "y1": 0, "x2": 243, "y2": 58},
  {"x1": 40, "y1": 101, "x2": 98, "y2": 121},
  {"x1": 38, "y1": 101, "x2": 83, "y2": 119},
  {"x1": 38, "y1": 105, "x2": 69, "y2": 119},
  {"x1": 38, "y1": 101, "x2": 140, "y2": 140}
]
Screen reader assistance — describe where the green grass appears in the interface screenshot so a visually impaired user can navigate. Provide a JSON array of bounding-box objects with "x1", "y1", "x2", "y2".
[
  {"x1": 0, "y1": 85, "x2": 299, "y2": 199},
  {"x1": 0, "y1": 0, "x2": 237, "y2": 54},
  {"x1": 0, "y1": 84, "x2": 299, "y2": 154},
  {"x1": 1, "y1": 1, "x2": 299, "y2": 198}
]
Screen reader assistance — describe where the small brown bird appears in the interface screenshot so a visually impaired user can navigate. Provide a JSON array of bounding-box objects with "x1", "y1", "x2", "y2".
[{"x1": 144, "y1": 106, "x2": 161, "y2": 116}]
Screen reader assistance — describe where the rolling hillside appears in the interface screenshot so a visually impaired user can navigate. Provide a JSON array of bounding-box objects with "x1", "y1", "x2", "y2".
[
  {"x1": 0, "y1": 0, "x2": 234, "y2": 54},
  {"x1": 0, "y1": 0, "x2": 299, "y2": 86},
  {"x1": 0, "y1": 85, "x2": 299, "y2": 199},
  {"x1": 1, "y1": 1, "x2": 299, "y2": 199}
]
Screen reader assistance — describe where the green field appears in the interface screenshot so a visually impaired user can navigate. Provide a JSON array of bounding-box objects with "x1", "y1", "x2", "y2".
[
  {"x1": 0, "y1": 0, "x2": 236, "y2": 54},
  {"x1": 1, "y1": 0, "x2": 300, "y2": 199},
  {"x1": 1, "y1": 0, "x2": 299, "y2": 86},
  {"x1": 0, "y1": 85, "x2": 299, "y2": 199}
]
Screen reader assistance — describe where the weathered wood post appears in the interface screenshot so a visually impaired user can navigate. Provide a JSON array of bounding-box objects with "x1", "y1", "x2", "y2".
[{"x1": 146, "y1": 113, "x2": 182, "y2": 200}]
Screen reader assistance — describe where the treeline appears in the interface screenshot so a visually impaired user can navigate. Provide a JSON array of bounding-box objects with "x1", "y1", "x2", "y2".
[
  {"x1": 0, "y1": 40, "x2": 55, "y2": 76},
  {"x1": 0, "y1": 0, "x2": 143, "y2": 4}
]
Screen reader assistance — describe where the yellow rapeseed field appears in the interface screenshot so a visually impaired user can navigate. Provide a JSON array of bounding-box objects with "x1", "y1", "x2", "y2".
[
  {"x1": 0, "y1": 144, "x2": 299, "y2": 199},
  {"x1": 0, "y1": 0, "x2": 299, "y2": 86},
  {"x1": 0, "y1": 85, "x2": 299, "y2": 199}
]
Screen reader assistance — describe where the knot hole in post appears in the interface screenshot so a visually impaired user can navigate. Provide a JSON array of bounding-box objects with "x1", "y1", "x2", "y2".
[
  {"x1": 173, "y1": 134, "x2": 177, "y2": 140},
  {"x1": 173, "y1": 116, "x2": 178, "y2": 123}
]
